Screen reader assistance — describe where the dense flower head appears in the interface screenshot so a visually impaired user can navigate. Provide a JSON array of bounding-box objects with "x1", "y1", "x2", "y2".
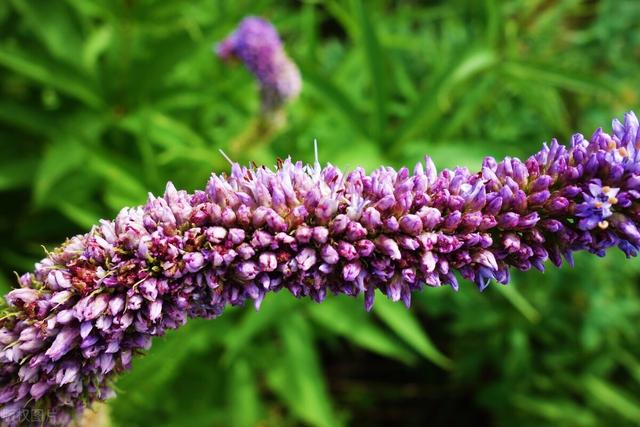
[
  {"x1": 2, "y1": 112, "x2": 640, "y2": 425},
  {"x1": 216, "y1": 16, "x2": 302, "y2": 112}
]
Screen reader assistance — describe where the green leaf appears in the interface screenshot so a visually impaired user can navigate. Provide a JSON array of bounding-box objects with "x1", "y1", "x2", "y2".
[
  {"x1": 118, "y1": 109, "x2": 208, "y2": 157},
  {"x1": 507, "y1": 80, "x2": 571, "y2": 135},
  {"x1": 0, "y1": 249, "x2": 37, "y2": 273},
  {"x1": 223, "y1": 292, "x2": 297, "y2": 362},
  {"x1": 391, "y1": 58, "x2": 418, "y2": 103},
  {"x1": 512, "y1": 395, "x2": 597, "y2": 426},
  {"x1": 0, "y1": 273, "x2": 11, "y2": 294},
  {"x1": 483, "y1": 0, "x2": 501, "y2": 45},
  {"x1": 63, "y1": 0, "x2": 113, "y2": 19},
  {"x1": 583, "y1": 375, "x2": 640, "y2": 422},
  {"x1": 125, "y1": 33, "x2": 199, "y2": 102},
  {"x1": 373, "y1": 296, "x2": 453, "y2": 370},
  {"x1": 502, "y1": 61, "x2": 616, "y2": 95},
  {"x1": 308, "y1": 296, "x2": 416, "y2": 364},
  {"x1": 56, "y1": 200, "x2": 102, "y2": 229},
  {"x1": 298, "y1": 62, "x2": 370, "y2": 139},
  {"x1": 301, "y1": 2, "x2": 318, "y2": 61},
  {"x1": 616, "y1": 351, "x2": 640, "y2": 386},
  {"x1": 494, "y1": 283, "x2": 541, "y2": 323},
  {"x1": 351, "y1": 0, "x2": 388, "y2": 140},
  {"x1": 0, "y1": 99, "x2": 58, "y2": 136},
  {"x1": 33, "y1": 138, "x2": 86, "y2": 205},
  {"x1": 400, "y1": 138, "x2": 493, "y2": 171},
  {"x1": 448, "y1": 50, "x2": 497, "y2": 85},
  {"x1": 111, "y1": 320, "x2": 229, "y2": 427},
  {"x1": 0, "y1": 158, "x2": 37, "y2": 191},
  {"x1": 89, "y1": 154, "x2": 148, "y2": 201},
  {"x1": 396, "y1": 49, "x2": 497, "y2": 144},
  {"x1": 83, "y1": 24, "x2": 113, "y2": 72},
  {"x1": 330, "y1": 140, "x2": 385, "y2": 172},
  {"x1": 10, "y1": 0, "x2": 84, "y2": 66},
  {"x1": 114, "y1": 319, "x2": 224, "y2": 404},
  {"x1": 440, "y1": 75, "x2": 497, "y2": 139},
  {"x1": 0, "y1": 45, "x2": 103, "y2": 108},
  {"x1": 228, "y1": 359, "x2": 263, "y2": 427},
  {"x1": 266, "y1": 313, "x2": 343, "y2": 427},
  {"x1": 324, "y1": 0, "x2": 358, "y2": 41}
]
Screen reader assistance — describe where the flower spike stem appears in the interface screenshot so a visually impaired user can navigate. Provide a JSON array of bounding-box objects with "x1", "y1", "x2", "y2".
[{"x1": 2, "y1": 113, "x2": 640, "y2": 425}]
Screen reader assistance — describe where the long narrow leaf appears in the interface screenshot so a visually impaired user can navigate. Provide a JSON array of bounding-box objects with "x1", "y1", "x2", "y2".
[
  {"x1": 228, "y1": 359, "x2": 263, "y2": 427},
  {"x1": 308, "y1": 296, "x2": 416, "y2": 364},
  {"x1": 266, "y1": 313, "x2": 343, "y2": 427},
  {"x1": 352, "y1": 0, "x2": 388, "y2": 140},
  {"x1": 223, "y1": 292, "x2": 297, "y2": 362},
  {"x1": 495, "y1": 283, "x2": 541, "y2": 323},
  {"x1": 0, "y1": 100, "x2": 58, "y2": 136},
  {"x1": 502, "y1": 61, "x2": 616, "y2": 95},
  {"x1": 396, "y1": 49, "x2": 496, "y2": 144},
  {"x1": 0, "y1": 46, "x2": 103, "y2": 108},
  {"x1": 374, "y1": 296, "x2": 453, "y2": 370},
  {"x1": 10, "y1": 0, "x2": 84, "y2": 66},
  {"x1": 583, "y1": 375, "x2": 640, "y2": 423},
  {"x1": 33, "y1": 139, "x2": 87, "y2": 205},
  {"x1": 0, "y1": 158, "x2": 37, "y2": 191},
  {"x1": 298, "y1": 62, "x2": 370, "y2": 139},
  {"x1": 56, "y1": 201, "x2": 102, "y2": 230}
]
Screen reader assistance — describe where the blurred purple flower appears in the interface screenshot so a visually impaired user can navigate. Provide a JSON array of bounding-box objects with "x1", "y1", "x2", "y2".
[
  {"x1": 216, "y1": 16, "x2": 301, "y2": 113},
  {"x1": 2, "y1": 112, "x2": 640, "y2": 424}
]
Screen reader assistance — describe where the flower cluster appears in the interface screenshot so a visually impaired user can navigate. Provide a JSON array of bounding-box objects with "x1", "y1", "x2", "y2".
[
  {"x1": 2, "y1": 112, "x2": 640, "y2": 425},
  {"x1": 216, "y1": 17, "x2": 302, "y2": 113}
]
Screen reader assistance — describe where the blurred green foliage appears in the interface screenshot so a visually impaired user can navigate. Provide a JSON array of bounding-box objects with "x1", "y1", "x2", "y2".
[{"x1": 1, "y1": 0, "x2": 640, "y2": 425}]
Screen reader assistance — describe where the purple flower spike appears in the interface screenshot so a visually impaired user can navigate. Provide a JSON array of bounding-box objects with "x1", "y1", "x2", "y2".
[
  {"x1": 216, "y1": 17, "x2": 302, "y2": 113},
  {"x1": 3, "y1": 112, "x2": 640, "y2": 424}
]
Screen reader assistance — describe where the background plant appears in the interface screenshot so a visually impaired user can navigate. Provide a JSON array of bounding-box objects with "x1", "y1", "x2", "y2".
[{"x1": 1, "y1": 0, "x2": 639, "y2": 426}]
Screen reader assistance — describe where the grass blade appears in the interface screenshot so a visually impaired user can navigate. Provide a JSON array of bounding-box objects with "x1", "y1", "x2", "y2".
[
  {"x1": 374, "y1": 296, "x2": 453, "y2": 370},
  {"x1": 267, "y1": 313, "x2": 343, "y2": 427},
  {"x1": 583, "y1": 375, "x2": 640, "y2": 422},
  {"x1": 502, "y1": 61, "x2": 616, "y2": 95},
  {"x1": 299, "y1": 62, "x2": 370, "y2": 139},
  {"x1": 396, "y1": 49, "x2": 496, "y2": 144},
  {"x1": 228, "y1": 359, "x2": 263, "y2": 427},
  {"x1": 495, "y1": 283, "x2": 540, "y2": 323},
  {"x1": 0, "y1": 46, "x2": 103, "y2": 108},
  {"x1": 223, "y1": 292, "x2": 296, "y2": 362},
  {"x1": 352, "y1": 0, "x2": 388, "y2": 140},
  {"x1": 308, "y1": 296, "x2": 416, "y2": 364}
]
